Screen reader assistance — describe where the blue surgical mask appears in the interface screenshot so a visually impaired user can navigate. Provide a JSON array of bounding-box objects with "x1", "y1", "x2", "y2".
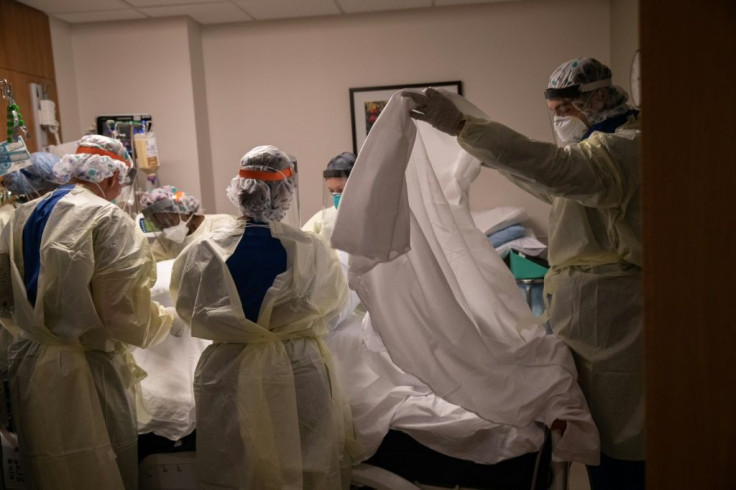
[{"x1": 332, "y1": 193, "x2": 341, "y2": 209}]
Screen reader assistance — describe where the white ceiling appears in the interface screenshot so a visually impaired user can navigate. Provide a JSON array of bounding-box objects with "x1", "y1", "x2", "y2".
[{"x1": 16, "y1": 0, "x2": 521, "y2": 24}]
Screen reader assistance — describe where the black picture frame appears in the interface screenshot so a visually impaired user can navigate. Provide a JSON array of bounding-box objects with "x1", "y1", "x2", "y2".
[{"x1": 349, "y1": 81, "x2": 463, "y2": 154}]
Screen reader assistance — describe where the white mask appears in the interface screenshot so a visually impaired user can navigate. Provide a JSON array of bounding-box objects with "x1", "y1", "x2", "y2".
[
  {"x1": 553, "y1": 115, "x2": 588, "y2": 146},
  {"x1": 162, "y1": 215, "x2": 192, "y2": 244}
]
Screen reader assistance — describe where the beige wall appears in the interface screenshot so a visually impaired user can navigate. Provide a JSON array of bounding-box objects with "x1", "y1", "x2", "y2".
[
  {"x1": 66, "y1": 17, "x2": 205, "y2": 204},
  {"x1": 203, "y1": 0, "x2": 610, "y2": 236},
  {"x1": 49, "y1": 0, "x2": 638, "y2": 238},
  {"x1": 610, "y1": 0, "x2": 639, "y2": 92},
  {"x1": 186, "y1": 19, "x2": 217, "y2": 213},
  {"x1": 48, "y1": 17, "x2": 81, "y2": 143}
]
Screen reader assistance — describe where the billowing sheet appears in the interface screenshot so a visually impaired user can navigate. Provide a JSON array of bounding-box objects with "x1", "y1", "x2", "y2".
[
  {"x1": 331, "y1": 92, "x2": 599, "y2": 464},
  {"x1": 325, "y1": 249, "x2": 543, "y2": 464},
  {"x1": 326, "y1": 311, "x2": 544, "y2": 464},
  {"x1": 132, "y1": 259, "x2": 210, "y2": 440}
]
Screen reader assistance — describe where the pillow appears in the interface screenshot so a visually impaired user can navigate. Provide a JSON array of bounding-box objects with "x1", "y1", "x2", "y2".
[
  {"x1": 488, "y1": 224, "x2": 526, "y2": 248},
  {"x1": 471, "y1": 206, "x2": 527, "y2": 235},
  {"x1": 495, "y1": 231, "x2": 548, "y2": 258}
]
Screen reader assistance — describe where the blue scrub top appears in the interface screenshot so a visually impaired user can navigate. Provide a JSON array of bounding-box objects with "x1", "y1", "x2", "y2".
[
  {"x1": 225, "y1": 224, "x2": 287, "y2": 323},
  {"x1": 22, "y1": 184, "x2": 74, "y2": 306}
]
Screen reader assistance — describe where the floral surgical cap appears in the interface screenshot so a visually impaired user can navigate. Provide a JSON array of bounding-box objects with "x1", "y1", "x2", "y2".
[
  {"x1": 547, "y1": 58, "x2": 632, "y2": 125},
  {"x1": 139, "y1": 185, "x2": 202, "y2": 215},
  {"x1": 54, "y1": 134, "x2": 132, "y2": 184},
  {"x1": 226, "y1": 145, "x2": 295, "y2": 223},
  {"x1": 3, "y1": 152, "x2": 66, "y2": 197}
]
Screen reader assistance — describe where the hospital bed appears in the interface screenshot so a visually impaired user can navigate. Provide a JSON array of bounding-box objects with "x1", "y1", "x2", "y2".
[
  {"x1": 139, "y1": 455, "x2": 555, "y2": 490},
  {"x1": 138, "y1": 435, "x2": 560, "y2": 490},
  {"x1": 139, "y1": 452, "x2": 422, "y2": 490}
]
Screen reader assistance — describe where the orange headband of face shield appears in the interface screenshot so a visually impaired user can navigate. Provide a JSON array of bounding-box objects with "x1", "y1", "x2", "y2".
[
  {"x1": 75, "y1": 146, "x2": 131, "y2": 167},
  {"x1": 238, "y1": 166, "x2": 293, "y2": 181}
]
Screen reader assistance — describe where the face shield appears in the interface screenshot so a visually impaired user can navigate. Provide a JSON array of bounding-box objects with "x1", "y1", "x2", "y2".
[
  {"x1": 281, "y1": 154, "x2": 300, "y2": 228},
  {"x1": 317, "y1": 152, "x2": 355, "y2": 237},
  {"x1": 544, "y1": 81, "x2": 609, "y2": 146},
  {"x1": 310, "y1": 169, "x2": 349, "y2": 243},
  {"x1": 546, "y1": 98, "x2": 588, "y2": 147},
  {"x1": 227, "y1": 146, "x2": 297, "y2": 225},
  {"x1": 138, "y1": 199, "x2": 194, "y2": 254},
  {"x1": 2, "y1": 159, "x2": 66, "y2": 203},
  {"x1": 321, "y1": 170, "x2": 349, "y2": 212},
  {"x1": 56, "y1": 135, "x2": 137, "y2": 208},
  {"x1": 114, "y1": 165, "x2": 139, "y2": 216},
  {"x1": 141, "y1": 197, "x2": 175, "y2": 230}
]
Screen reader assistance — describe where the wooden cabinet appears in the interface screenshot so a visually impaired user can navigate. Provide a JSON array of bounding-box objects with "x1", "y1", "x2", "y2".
[{"x1": 0, "y1": 0, "x2": 60, "y2": 152}]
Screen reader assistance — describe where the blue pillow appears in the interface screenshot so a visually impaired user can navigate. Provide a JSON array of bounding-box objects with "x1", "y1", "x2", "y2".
[{"x1": 488, "y1": 224, "x2": 525, "y2": 248}]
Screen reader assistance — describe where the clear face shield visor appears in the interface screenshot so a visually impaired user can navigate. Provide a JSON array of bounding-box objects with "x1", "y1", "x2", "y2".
[
  {"x1": 139, "y1": 198, "x2": 196, "y2": 250},
  {"x1": 281, "y1": 161, "x2": 300, "y2": 228},
  {"x1": 315, "y1": 169, "x2": 349, "y2": 241},
  {"x1": 6, "y1": 169, "x2": 66, "y2": 202},
  {"x1": 115, "y1": 165, "x2": 139, "y2": 217},
  {"x1": 544, "y1": 79, "x2": 610, "y2": 146},
  {"x1": 321, "y1": 170, "x2": 349, "y2": 213},
  {"x1": 140, "y1": 197, "x2": 179, "y2": 231}
]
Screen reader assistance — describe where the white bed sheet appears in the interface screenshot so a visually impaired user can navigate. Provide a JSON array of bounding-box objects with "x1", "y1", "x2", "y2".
[
  {"x1": 131, "y1": 259, "x2": 211, "y2": 441},
  {"x1": 325, "y1": 310, "x2": 544, "y2": 465},
  {"x1": 331, "y1": 92, "x2": 599, "y2": 464}
]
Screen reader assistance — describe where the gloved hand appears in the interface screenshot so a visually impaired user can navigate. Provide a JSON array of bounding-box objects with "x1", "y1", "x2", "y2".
[
  {"x1": 403, "y1": 88, "x2": 465, "y2": 136},
  {"x1": 168, "y1": 310, "x2": 186, "y2": 337}
]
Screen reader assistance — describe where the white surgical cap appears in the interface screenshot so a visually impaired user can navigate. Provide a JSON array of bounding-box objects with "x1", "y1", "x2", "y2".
[
  {"x1": 546, "y1": 58, "x2": 632, "y2": 125},
  {"x1": 226, "y1": 145, "x2": 295, "y2": 223},
  {"x1": 54, "y1": 134, "x2": 132, "y2": 184},
  {"x1": 139, "y1": 185, "x2": 202, "y2": 215}
]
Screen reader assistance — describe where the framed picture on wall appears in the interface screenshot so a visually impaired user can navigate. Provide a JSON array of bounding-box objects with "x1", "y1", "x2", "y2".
[{"x1": 349, "y1": 81, "x2": 463, "y2": 154}]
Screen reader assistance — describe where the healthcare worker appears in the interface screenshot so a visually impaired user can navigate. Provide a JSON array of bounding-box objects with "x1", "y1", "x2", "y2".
[
  {"x1": 0, "y1": 152, "x2": 64, "y2": 229},
  {"x1": 0, "y1": 152, "x2": 66, "y2": 411},
  {"x1": 302, "y1": 151, "x2": 355, "y2": 241},
  {"x1": 139, "y1": 185, "x2": 234, "y2": 261},
  {"x1": 404, "y1": 58, "x2": 643, "y2": 490},
  {"x1": 170, "y1": 145, "x2": 351, "y2": 490},
  {"x1": 134, "y1": 185, "x2": 228, "y2": 456},
  {"x1": 0, "y1": 134, "x2": 173, "y2": 490},
  {"x1": 0, "y1": 183, "x2": 13, "y2": 231}
]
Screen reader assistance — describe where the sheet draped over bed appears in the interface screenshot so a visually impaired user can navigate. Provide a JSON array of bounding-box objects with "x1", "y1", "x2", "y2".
[{"x1": 331, "y1": 92, "x2": 599, "y2": 465}]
